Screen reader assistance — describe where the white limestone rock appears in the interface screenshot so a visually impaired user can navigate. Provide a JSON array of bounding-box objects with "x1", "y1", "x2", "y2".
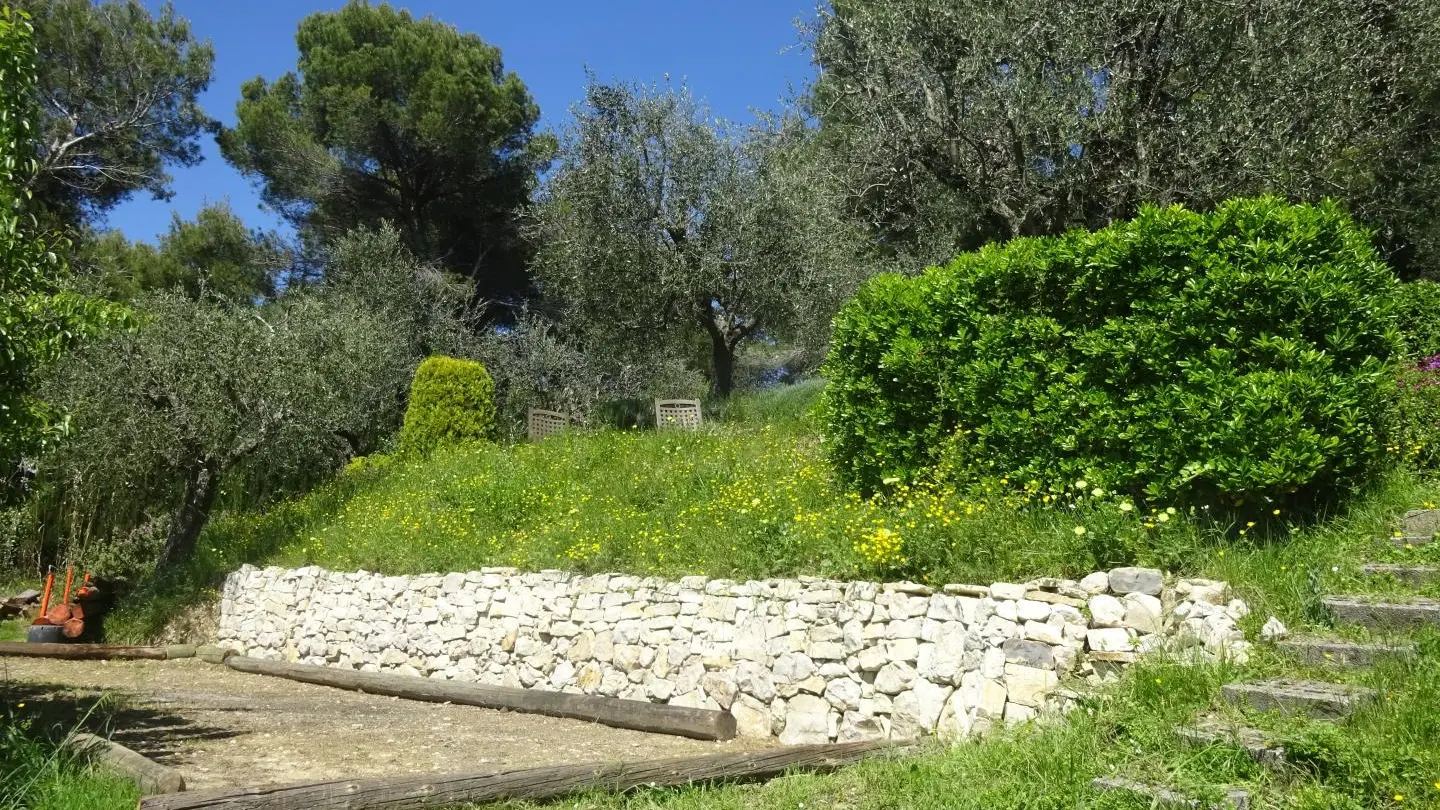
[
  {"x1": 875, "y1": 661, "x2": 917, "y2": 695},
  {"x1": 1002, "y1": 663, "x2": 1057, "y2": 708},
  {"x1": 1122, "y1": 593, "x2": 1164, "y2": 634},
  {"x1": 1086, "y1": 627, "x2": 1136, "y2": 653},
  {"x1": 1261, "y1": 616, "x2": 1289, "y2": 642},
  {"x1": 779, "y1": 694, "x2": 834, "y2": 745},
  {"x1": 1108, "y1": 566, "x2": 1164, "y2": 596},
  {"x1": 1088, "y1": 594, "x2": 1126, "y2": 627},
  {"x1": 989, "y1": 582, "x2": 1028, "y2": 601}
]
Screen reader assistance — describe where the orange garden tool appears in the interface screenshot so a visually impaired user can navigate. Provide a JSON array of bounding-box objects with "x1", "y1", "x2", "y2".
[{"x1": 36, "y1": 569, "x2": 54, "y2": 624}]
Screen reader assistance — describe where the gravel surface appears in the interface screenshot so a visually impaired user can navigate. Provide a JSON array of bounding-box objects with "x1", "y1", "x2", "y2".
[{"x1": 0, "y1": 657, "x2": 766, "y2": 793}]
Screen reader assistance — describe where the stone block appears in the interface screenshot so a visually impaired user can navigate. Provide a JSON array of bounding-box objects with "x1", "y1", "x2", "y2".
[
  {"x1": 875, "y1": 661, "x2": 917, "y2": 695},
  {"x1": 779, "y1": 694, "x2": 834, "y2": 744},
  {"x1": 1108, "y1": 566, "x2": 1164, "y2": 596},
  {"x1": 1087, "y1": 627, "x2": 1136, "y2": 653},
  {"x1": 1001, "y1": 637, "x2": 1054, "y2": 668},
  {"x1": 824, "y1": 677, "x2": 862, "y2": 711},
  {"x1": 1122, "y1": 592, "x2": 1164, "y2": 634},
  {"x1": 1002, "y1": 663, "x2": 1057, "y2": 708},
  {"x1": 837, "y1": 711, "x2": 888, "y2": 742},
  {"x1": 732, "y1": 695, "x2": 773, "y2": 738},
  {"x1": 990, "y1": 582, "x2": 1028, "y2": 601},
  {"x1": 1023, "y1": 620, "x2": 1063, "y2": 645},
  {"x1": 1088, "y1": 594, "x2": 1126, "y2": 627}
]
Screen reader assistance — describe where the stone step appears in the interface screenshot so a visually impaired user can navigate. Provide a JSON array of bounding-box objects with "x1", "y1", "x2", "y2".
[
  {"x1": 1220, "y1": 679, "x2": 1376, "y2": 720},
  {"x1": 1174, "y1": 722, "x2": 1286, "y2": 771},
  {"x1": 1324, "y1": 595, "x2": 1440, "y2": 631},
  {"x1": 1401, "y1": 508, "x2": 1439, "y2": 538},
  {"x1": 1275, "y1": 637, "x2": 1415, "y2": 669},
  {"x1": 1387, "y1": 535, "x2": 1435, "y2": 549},
  {"x1": 1090, "y1": 777, "x2": 1251, "y2": 809},
  {"x1": 1361, "y1": 563, "x2": 1440, "y2": 587}
]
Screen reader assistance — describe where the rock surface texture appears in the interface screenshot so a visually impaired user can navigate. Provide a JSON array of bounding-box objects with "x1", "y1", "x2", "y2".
[{"x1": 218, "y1": 565, "x2": 1248, "y2": 742}]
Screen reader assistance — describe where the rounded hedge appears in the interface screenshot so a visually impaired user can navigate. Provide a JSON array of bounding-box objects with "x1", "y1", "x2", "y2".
[
  {"x1": 1394, "y1": 279, "x2": 1440, "y2": 361},
  {"x1": 398, "y1": 356, "x2": 497, "y2": 456},
  {"x1": 820, "y1": 198, "x2": 1402, "y2": 510}
]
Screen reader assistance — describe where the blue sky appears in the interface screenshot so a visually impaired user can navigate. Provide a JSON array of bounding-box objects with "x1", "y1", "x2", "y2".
[{"x1": 105, "y1": 0, "x2": 818, "y2": 243}]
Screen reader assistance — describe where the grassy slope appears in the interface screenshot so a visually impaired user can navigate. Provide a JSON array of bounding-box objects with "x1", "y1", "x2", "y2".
[{"x1": 108, "y1": 380, "x2": 1440, "y2": 640}]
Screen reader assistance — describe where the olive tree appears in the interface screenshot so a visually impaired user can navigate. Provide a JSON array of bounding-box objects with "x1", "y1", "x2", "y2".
[
  {"x1": 38, "y1": 226, "x2": 476, "y2": 574},
  {"x1": 529, "y1": 79, "x2": 869, "y2": 396},
  {"x1": 808, "y1": 0, "x2": 1440, "y2": 275}
]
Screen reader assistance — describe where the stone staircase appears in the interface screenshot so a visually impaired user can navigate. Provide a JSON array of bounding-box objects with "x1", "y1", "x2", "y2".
[{"x1": 1087, "y1": 507, "x2": 1437, "y2": 809}]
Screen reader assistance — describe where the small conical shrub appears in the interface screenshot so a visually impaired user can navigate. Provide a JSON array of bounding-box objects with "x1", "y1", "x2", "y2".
[{"x1": 398, "y1": 356, "x2": 496, "y2": 456}]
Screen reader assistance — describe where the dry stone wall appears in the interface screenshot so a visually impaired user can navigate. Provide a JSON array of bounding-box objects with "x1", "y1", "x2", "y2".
[{"x1": 217, "y1": 565, "x2": 1251, "y2": 742}]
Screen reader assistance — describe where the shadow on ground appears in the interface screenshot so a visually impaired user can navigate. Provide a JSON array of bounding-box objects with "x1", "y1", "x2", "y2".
[{"x1": 0, "y1": 678, "x2": 241, "y2": 765}]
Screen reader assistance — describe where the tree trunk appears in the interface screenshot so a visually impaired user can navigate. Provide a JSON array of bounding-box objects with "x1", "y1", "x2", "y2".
[
  {"x1": 155, "y1": 458, "x2": 221, "y2": 574},
  {"x1": 709, "y1": 332, "x2": 736, "y2": 398}
]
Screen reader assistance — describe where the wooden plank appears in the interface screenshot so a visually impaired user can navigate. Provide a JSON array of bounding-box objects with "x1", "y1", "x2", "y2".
[
  {"x1": 139, "y1": 740, "x2": 901, "y2": 810},
  {"x1": 1323, "y1": 596, "x2": 1440, "y2": 631},
  {"x1": 0, "y1": 642, "x2": 168, "y2": 660},
  {"x1": 224, "y1": 656, "x2": 738, "y2": 741},
  {"x1": 1220, "y1": 679, "x2": 1375, "y2": 720},
  {"x1": 67, "y1": 732, "x2": 186, "y2": 795}
]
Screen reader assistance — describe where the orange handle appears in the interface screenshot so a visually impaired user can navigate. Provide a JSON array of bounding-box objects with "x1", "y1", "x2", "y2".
[
  {"x1": 39, "y1": 570, "x2": 54, "y2": 617},
  {"x1": 62, "y1": 567, "x2": 75, "y2": 603}
]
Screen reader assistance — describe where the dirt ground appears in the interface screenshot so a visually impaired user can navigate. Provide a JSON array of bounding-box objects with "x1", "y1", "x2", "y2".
[{"x1": 0, "y1": 657, "x2": 768, "y2": 793}]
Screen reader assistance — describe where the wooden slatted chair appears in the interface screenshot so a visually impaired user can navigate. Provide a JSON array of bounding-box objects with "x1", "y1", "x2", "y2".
[
  {"x1": 527, "y1": 408, "x2": 572, "y2": 441},
  {"x1": 654, "y1": 399, "x2": 703, "y2": 430}
]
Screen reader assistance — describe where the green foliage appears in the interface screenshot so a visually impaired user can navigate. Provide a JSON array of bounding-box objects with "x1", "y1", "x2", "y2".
[
  {"x1": 528, "y1": 78, "x2": 871, "y2": 396},
  {"x1": 10, "y1": 226, "x2": 477, "y2": 577},
  {"x1": 37, "y1": 288, "x2": 415, "y2": 575},
  {"x1": 78, "y1": 390, "x2": 1440, "y2": 640},
  {"x1": 1392, "y1": 360, "x2": 1440, "y2": 472},
  {"x1": 1393, "y1": 280, "x2": 1440, "y2": 360},
  {"x1": 76, "y1": 202, "x2": 289, "y2": 302},
  {"x1": 192, "y1": 383, "x2": 1206, "y2": 585},
  {"x1": 398, "y1": 356, "x2": 497, "y2": 457},
  {"x1": 807, "y1": 0, "x2": 1440, "y2": 280},
  {"x1": 22, "y1": 0, "x2": 213, "y2": 223},
  {"x1": 822, "y1": 198, "x2": 1401, "y2": 512},
  {"x1": 218, "y1": 0, "x2": 547, "y2": 302},
  {"x1": 0, "y1": 6, "x2": 123, "y2": 478},
  {"x1": 1, "y1": 695, "x2": 138, "y2": 810}
]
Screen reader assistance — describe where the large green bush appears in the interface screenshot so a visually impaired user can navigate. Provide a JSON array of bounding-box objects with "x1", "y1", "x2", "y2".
[
  {"x1": 1394, "y1": 279, "x2": 1440, "y2": 360},
  {"x1": 821, "y1": 198, "x2": 1401, "y2": 511},
  {"x1": 398, "y1": 356, "x2": 496, "y2": 456}
]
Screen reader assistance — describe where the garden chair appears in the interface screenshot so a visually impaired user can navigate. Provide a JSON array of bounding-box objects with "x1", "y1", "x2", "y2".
[
  {"x1": 654, "y1": 399, "x2": 703, "y2": 430},
  {"x1": 527, "y1": 408, "x2": 572, "y2": 441}
]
